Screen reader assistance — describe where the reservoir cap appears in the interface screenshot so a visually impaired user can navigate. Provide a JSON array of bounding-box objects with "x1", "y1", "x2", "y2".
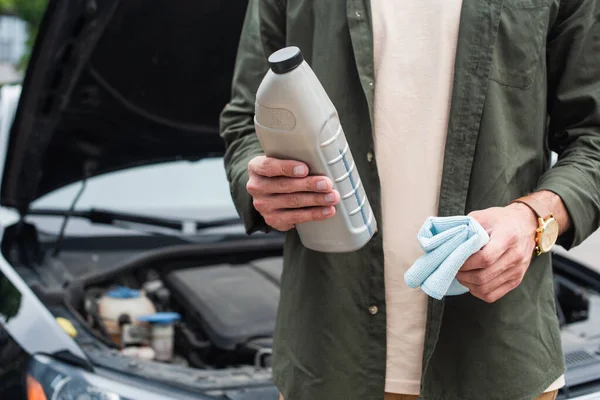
[
  {"x1": 107, "y1": 286, "x2": 140, "y2": 299},
  {"x1": 137, "y1": 312, "x2": 181, "y2": 325},
  {"x1": 268, "y1": 46, "x2": 303, "y2": 74}
]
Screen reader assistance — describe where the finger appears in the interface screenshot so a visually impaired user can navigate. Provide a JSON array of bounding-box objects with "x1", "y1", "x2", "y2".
[
  {"x1": 460, "y1": 239, "x2": 507, "y2": 272},
  {"x1": 253, "y1": 175, "x2": 334, "y2": 195},
  {"x1": 457, "y1": 246, "x2": 524, "y2": 286},
  {"x1": 458, "y1": 260, "x2": 523, "y2": 295},
  {"x1": 264, "y1": 206, "x2": 336, "y2": 228},
  {"x1": 249, "y1": 156, "x2": 309, "y2": 178},
  {"x1": 460, "y1": 225, "x2": 517, "y2": 272},
  {"x1": 473, "y1": 278, "x2": 521, "y2": 303},
  {"x1": 456, "y1": 250, "x2": 511, "y2": 285},
  {"x1": 456, "y1": 266, "x2": 503, "y2": 287},
  {"x1": 269, "y1": 191, "x2": 340, "y2": 210}
]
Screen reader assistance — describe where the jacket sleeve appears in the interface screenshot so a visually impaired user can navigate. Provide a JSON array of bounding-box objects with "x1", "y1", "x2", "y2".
[
  {"x1": 219, "y1": 0, "x2": 286, "y2": 234},
  {"x1": 535, "y1": 0, "x2": 600, "y2": 249}
]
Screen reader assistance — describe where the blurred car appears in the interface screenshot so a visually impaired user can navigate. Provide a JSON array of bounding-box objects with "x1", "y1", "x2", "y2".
[{"x1": 0, "y1": 1, "x2": 599, "y2": 400}]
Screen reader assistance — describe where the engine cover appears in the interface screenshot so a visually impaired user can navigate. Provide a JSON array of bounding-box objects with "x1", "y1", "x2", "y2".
[{"x1": 165, "y1": 262, "x2": 281, "y2": 350}]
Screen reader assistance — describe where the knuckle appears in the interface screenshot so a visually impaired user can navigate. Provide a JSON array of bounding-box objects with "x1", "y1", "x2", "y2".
[
  {"x1": 252, "y1": 198, "x2": 263, "y2": 211},
  {"x1": 507, "y1": 251, "x2": 521, "y2": 265},
  {"x1": 277, "y1": 179, "x2": 291, "y2": 192},
  {"x1": 520, "y1": 250, "x2": 533, "y2": 264},
  {"x1": 247, "y1": 157, "x2": 260, "y2": 172},
  {"x1": 480, "y1": 252, "x2": 494, "y2": 267},
  {"x1": 254, "y1": 198, "x2": 273, "y2": 212},
  {"x1": 513, "y1": 282, "x2": 521, "y2": 291},
  {"x1": 460, "y1": 259, "x2": 473, "y2": 272},
  {"x1": 474, "y1": 273, "x2": 487, "y2": 286},
  {"x1": 497, "y1": 262, "x2": 509, "y2": 275},
  {"x1": 265, "y1": 213, "x2": 285, "y2": 227},
  {"x1": 481, "y1": 294, "x2": 495, "y2": 303},
  {"x1": 513, "y1": 276, "x2": 523, "y2": 287},
  {"x1": 482, "y1": 281, "x2": 497, "y2": 295},
  {"x1": 262, "y1": 157, "x2": 273, "y2": 168},
  {"x1": 258, "y1": 158, "x2": 273, "y2": 176},
  {"x1": 511, "y1": 268, "x2": 523, "y2": 281},
  {"x1": 311, "y1": 193, "x2": 322, "y2": 206},
  {"x1": 507, "y1": 231, "x2": 519, "y2": 245},
  {"x1": 246, "y1": 180, "x2": 259, "y2": 194},
  {"x1": 273, "y1": 218, "x2": 287, "y2": 230},
  {"x1": 467, "y1": 210, "x2": 479, "y2": 219},
  {"x1": 264, "y1": 215, "x2": 275, "y2": 227},
  {"x1": 295, "y1": 210, "x2": 311, "y2": 224},
  {"x1": 286, "y1": 210, "x2": 300, "y2": 224},
  {"x1": 306, "y1": 178, "x2": 316, "y2": 191},
  {"x1": 287, "y1": 194, "x2": 301, "y2": 207},
  {"x1": 278, "y1": 162, "x2": 288, "y2": 177}
]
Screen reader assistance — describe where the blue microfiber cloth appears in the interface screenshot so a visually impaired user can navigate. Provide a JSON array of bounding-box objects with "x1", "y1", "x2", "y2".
[{"x1": 404, "y1": 216, "x2": 490, "y2": 300}]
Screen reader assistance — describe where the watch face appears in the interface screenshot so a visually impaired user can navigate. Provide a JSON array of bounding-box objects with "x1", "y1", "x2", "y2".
[{"x1": 540, "y1": 218, "x2": 559, "y2": 252}]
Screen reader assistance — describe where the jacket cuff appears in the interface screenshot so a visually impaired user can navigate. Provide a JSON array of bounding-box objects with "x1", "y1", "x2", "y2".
[
  {"x1": 228, "y1": 151, "x2": 272, "y2": 235},
  {"x1": 535, "y1": 165, "x2": 598, "y2": 250}
]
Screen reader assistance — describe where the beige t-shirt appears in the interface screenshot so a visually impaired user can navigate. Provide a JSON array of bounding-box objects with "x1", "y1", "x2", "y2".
[{"x1": 370, "y1": 0, "x2": 565, "y2": 395}]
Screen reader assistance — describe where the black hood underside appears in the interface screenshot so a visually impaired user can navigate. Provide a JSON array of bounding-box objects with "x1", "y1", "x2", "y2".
[{"x1": 1, "y1": 0, "x2": 249, "y2": 212}]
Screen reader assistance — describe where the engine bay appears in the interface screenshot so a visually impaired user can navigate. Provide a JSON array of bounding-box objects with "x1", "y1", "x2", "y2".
[
  {"x1": 81, "y1": 257, "x2": 283, "y2": 370},
  {"x1": 4, "y1": 218, "x2": 600, "y2": 394},
  {"x1": 76, "y1": 251, "x2": 596, "y2": 373}
]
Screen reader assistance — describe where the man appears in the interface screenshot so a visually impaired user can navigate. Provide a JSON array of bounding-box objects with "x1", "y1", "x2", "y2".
[{"x1": 220, "y1": 1, "x2": 600, "y2": 399}]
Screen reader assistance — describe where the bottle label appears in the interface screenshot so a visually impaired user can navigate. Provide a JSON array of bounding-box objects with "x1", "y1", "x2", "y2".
[{"x1": 255, "y1": 103, "x2": 296, "y2": 131}]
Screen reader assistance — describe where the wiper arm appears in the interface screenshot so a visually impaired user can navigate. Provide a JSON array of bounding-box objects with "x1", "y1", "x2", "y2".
[{"x1": 27, "y1": 208, "x2": 242, "y2": 232}]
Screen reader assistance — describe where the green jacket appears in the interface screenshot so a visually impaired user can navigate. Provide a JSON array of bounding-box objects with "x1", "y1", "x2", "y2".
[{"x1": 219, "y1": 0, "x2": 600, "y2": 399}]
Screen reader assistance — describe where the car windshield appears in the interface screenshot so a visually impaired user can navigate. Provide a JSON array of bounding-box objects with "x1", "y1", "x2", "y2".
[{"x1": 28, "y1": 158, "x2": 241, "y2": 236}]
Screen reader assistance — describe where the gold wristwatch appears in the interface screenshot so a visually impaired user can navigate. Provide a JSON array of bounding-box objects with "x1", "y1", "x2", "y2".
[{"x1": 510, "y1": 196, "x2": 560, "y2": 256}]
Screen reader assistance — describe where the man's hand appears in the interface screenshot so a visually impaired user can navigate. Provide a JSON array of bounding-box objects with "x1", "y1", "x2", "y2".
[
  {"x1": 456, "y1": 190, "x2": 570, "y2": 303},
  {"x1": 455, "y1": 203, "x2": 539, "y2": 303},
  {"x1": 247, "y1": 155, "x2": 340, "y2": 231}
]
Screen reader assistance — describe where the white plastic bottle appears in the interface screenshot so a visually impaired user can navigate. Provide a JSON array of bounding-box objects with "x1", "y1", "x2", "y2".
[{"x1": 254, "y1": 46, "x2": 377, "y2": 253}]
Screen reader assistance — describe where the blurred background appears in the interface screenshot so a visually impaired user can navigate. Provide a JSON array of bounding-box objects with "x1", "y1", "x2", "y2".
[
  {"x1": 0, "y1": 0, "x2": 43, "y2": 80},
  {"x1": 0, "y1": 0, "x2": 242, "y2": 237}
]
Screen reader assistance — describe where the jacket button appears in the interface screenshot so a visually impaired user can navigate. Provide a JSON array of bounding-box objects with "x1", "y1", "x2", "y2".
[
  {"x1": 368, "y1": 305, "x2": 378, "y2": 315},
  {"x1": 367, "y1": 152, "x2": 374, "y2": 162}
]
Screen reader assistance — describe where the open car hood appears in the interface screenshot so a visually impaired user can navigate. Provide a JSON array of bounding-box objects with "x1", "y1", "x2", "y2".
[{"x1": 1, "y1": 0, "x2": 248, "y2": 213}]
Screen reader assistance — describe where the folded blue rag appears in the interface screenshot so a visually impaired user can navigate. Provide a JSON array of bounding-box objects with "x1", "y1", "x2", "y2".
[{"x1": 404, "y1": 216, "x2": 490, "y2": 300}]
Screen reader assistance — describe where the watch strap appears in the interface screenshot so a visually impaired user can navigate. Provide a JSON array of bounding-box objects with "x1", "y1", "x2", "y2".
[{"x1": 510, "y1": 196, "x2": 551, "y2": 220}]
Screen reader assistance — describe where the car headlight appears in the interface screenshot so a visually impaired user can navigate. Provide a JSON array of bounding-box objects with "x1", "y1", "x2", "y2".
[
  {"x1": 27, "y1": 354, "x2": 206, "y2": 400},
  {"x1": 27, "y1": 355, "x2": 131, "y2": 400},
  {"x1": 29, "y1": 374, "x2": 124, "y2": 400}
]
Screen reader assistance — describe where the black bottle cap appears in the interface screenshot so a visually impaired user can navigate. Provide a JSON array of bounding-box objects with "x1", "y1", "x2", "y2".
[{"x1": 268, "y1": 46, "x2": 304, "y2": 74}]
